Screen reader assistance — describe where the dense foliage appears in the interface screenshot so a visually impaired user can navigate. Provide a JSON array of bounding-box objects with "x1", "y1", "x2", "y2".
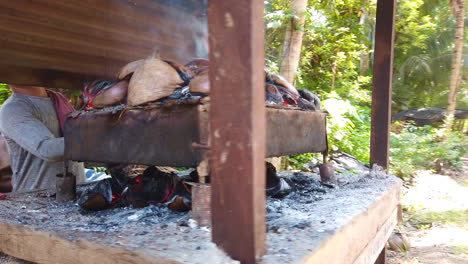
[
  {"x1": 0, "y1": 84, "x2": 11, "y2": 105},
  {"x1": 390, "y1": 122, "x2": 467, "y2": 181},
  {"x1": 266, "y1": 0, "x2": 467, "y2": 177}
]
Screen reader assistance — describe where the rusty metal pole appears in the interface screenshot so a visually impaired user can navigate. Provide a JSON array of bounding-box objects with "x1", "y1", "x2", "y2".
[
  {"x1": 208, "y1": 0, "x2": 266, "y2": 263},
  {"x1": 370, "y1": 0, "x2": 397, "y2": 170}
]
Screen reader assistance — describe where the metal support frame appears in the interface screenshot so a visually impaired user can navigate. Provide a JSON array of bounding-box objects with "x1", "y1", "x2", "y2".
[
  {"x1": 370, "y1": 0, "x2": 397, "y2": 170},
  {"x1": 208, "y1": 0, "x2": 266, "y2": 262}
]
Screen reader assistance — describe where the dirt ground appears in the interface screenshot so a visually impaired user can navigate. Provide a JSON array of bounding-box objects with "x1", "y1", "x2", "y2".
[{"x1": 387, "y1": 157, "x2": 468, "y2": 264}]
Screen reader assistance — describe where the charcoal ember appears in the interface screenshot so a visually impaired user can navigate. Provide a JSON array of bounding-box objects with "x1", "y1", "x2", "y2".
[
  {"x1": 297, "y1": 89, "x2": 321, "y2": 111},
  {"x1": 126, "y1": 166, "x2": 180, "y2": 208},
  {"x1": 78, "y1": 179, "x2": 113, "y2": 211},
  {"x1": 265, "y1": 162, "x2": 292, "y2": 199},
  {"x1": 78, "y1": 164, "x2": 131, "y2": 211}
]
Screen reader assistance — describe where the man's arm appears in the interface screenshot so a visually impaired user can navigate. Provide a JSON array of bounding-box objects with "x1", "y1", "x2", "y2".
[{"x1": 0, "y1": 101, "x2": 64, "y2": 162}]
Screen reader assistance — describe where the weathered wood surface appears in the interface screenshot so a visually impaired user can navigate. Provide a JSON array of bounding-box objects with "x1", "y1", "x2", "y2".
[
  {"x1": 0, "y1": 0, "x2": 207, "y2": 89},
  {"x1": 0, "y1": 222, "x2": 176, "y2": 264},
  {"x1": 370, "y1": 0, "x2": 397, "y2": 169},
  {"x1": 301, "y1": 178, "x2": 400, "y2": 264},
  {"x1": 0, "y1": 173, "x2": 401, "y2": 264},
  {"x1": 64, "y1": 105, "x2": 327, "y2": 166},
  {"x1": 208, "y1": 0, "x2": 267, "y2": 261}
]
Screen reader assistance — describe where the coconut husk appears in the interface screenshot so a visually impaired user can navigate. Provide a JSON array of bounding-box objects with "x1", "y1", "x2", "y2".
[
  {"x1": 92, "y1": 80, "x2": 128, "y2": 108},
  {"x1": 127, "y1": 57, "x2": 183, "y2": 106},
  {"x1": 164, "y1": 60, "x2": 194, "y2": 85},
  {"x1": 118, "y1": 59, "x2": 144, "y2": 80},
  {"x1": 189, "y1": 69, "x2": 210, "y2": 94}
]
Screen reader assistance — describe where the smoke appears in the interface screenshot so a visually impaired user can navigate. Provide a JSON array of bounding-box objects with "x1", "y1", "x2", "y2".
[{"x1": 155, "y1": 0, "x2": 208, "y2": 61}]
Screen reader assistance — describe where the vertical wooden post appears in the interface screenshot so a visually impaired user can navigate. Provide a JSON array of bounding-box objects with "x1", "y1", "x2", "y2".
[
  {"x1": 370, "y1": 0, "x2": 397, "y2": 170},
  {"x1": 208, "y1": 0, "x2": 266, "y2": 263}
]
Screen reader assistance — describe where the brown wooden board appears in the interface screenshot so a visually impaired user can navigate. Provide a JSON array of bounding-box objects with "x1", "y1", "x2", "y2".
[
  {"x1": 208, "y1": 0, "x2": 267, "y2": 262},
  {"x1": 301, "y1": 179, "x2": 400, "y2": 264},
  {"x1": 64, "y1": 105, "x2": 327, "y2": 166},
  {"x1": 0, "y1": 0, "x2": 207, "y2": 89},
  {"x1": 370, "y1": 0, "x2": 397, "y2": 169}
]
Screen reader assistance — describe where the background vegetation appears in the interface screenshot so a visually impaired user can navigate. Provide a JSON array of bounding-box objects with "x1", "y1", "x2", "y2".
[
  {"x1": 0, "y1": 0, "x2": 466, "y2": 180},
  {"x1": 265, "y1": 0, "x2": 467, "y2": 178}
]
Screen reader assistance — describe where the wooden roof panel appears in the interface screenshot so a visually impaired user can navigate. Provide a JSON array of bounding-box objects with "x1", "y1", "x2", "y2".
[{"x1": 0, "y1": 0, "x2": 207, "y2": 89}]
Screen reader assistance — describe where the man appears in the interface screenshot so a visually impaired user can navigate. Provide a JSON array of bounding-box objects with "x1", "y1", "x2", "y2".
[{"x1": 0, "y1": 85, "x2": 84, "y2": 192}]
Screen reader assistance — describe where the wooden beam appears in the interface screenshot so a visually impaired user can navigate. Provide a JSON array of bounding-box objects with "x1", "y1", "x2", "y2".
[
  {"x1": 0, "y1": 222, "x2": 174, "y2": 264},
  {"x1": 208, "y1": 0, "x2": 266, "y2": 262},
  {"x1": 302, "y1": 181, "x2": 400, "y2": 264},
  {"x1": 370, "y1": 0, "x2": 397, "y2": 169},
  {"x1": 0, "y1": 0, "x2": 206, "y2": 89}
]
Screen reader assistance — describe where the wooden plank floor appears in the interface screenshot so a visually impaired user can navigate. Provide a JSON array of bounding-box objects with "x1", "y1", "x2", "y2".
[{"x1": 0, "y1": 172, "x2": 401, "y2": 264}]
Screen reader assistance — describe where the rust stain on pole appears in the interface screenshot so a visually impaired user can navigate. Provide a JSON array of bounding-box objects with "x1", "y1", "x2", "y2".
[
  {"x1": 208, "y1": 0, "x2": 266, "y2": 262},
  {"x1": 370, "y1": 0, "x2": 397, "y2": 170}
]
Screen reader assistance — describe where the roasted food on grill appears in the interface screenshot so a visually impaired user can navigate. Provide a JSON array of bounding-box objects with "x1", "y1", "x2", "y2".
[
  {"x1": 92, "y1": 80, "x2": 128, "y2": 109},
  {"x1": 118, "y1": 59, "x2": 144, "y2": 80},
  {"x1": 79, "y1": 57, "x2": 320, "y2": 111},
  {"x1": 82, "y1": 80, "x2": 123, "y2": 110},
  {"x1": 265, "y1": 72, "x2": 300, "y2": 105},
  {"x1": 265, "y1": 84, "x2": 284, "y2": 105},
  {"x1": 126, "y1": 166, "x2": 191, "y2": 211},
  {"x1": 185, "y1": 58, "x2": 210, "y2": 75},
  {"x1": 189, "y1": 69, "x2": 210, "y2": 94},
  {"x1": 127, "y1": 57, "x2": 188, "y2": 106},
  {"x1": 297, "y1": 89, "x2": 321, "y2": 111}
]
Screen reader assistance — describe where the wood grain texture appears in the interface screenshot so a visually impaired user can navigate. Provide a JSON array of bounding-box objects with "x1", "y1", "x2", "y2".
[
  {"x1": 208, "y1": 0, "x2": 266, "y2": 262},
  {"x1": 0, "y1": 222, "x2": 178, "y2": 264},
  {"x1": 301, "y1": 181, "x2": 400, "y2": 264},
  {"x1": 370, "y1": 0, "x2": 397, "y2": 169},
  {"x1": 0, "y1": 0, "x2": 207, "y2": 89}
]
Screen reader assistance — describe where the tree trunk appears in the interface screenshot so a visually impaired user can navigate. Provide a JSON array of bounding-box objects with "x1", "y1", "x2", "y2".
[
  {"x1": 359, "y1": 2, "x2": 371, "y2": 76},
  {"x1": 446, "y1": 0, "x2": 465, "y2": 132},
  {"x1": 279, "y1": 0, "x2": 308, "y2": 84}
]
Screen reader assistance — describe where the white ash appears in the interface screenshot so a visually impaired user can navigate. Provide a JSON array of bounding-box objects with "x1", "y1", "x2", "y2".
[{"x1": 0, "y1": 168, "x2": 400, "y2": 264}]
